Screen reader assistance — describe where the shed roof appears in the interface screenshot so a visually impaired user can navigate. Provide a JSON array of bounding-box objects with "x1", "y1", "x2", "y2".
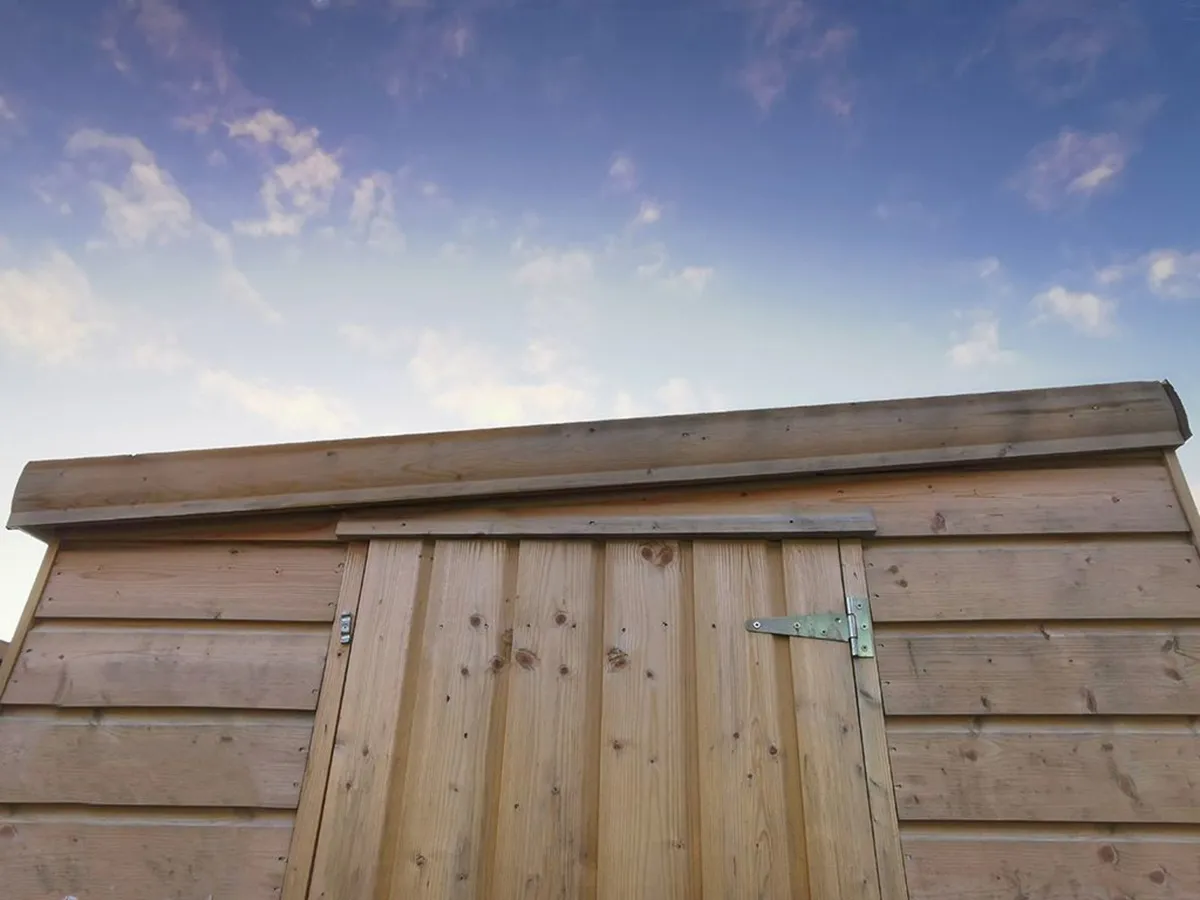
[{"x1": 6, "y1": 380, "x2": 1191, "y2": 533}]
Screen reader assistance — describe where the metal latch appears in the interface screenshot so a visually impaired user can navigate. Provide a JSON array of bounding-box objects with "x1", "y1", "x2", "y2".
[
  {"x1": 745, "y1": 595, "x2": 874, "y2": 658},
  {"x1": 339, "y1": 612, "x2": 354, "y2": 645}
]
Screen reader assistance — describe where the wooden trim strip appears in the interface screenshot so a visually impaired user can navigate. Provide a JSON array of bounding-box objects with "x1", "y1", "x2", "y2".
[
  {"x1": 0, "y1": 539, "x2": 58, "y2": 703},
  {"x1": 8, "y1": 381, "x2": 1187, "y2": 530},
  {"x1": 841, "y1": 539, "x2": 911, "y2": 900},
  {"x1": 281, "y1": 543, "x2": 369, "y2": 900},
  {"x1": 335, "y1": 511, "x2": 878, "y2": 539},
  {"x1": 1165, "y1": 450, "x2": 1200, "y2": 542}
]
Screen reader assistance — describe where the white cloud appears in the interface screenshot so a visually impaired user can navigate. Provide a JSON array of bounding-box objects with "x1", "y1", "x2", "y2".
[
  {"x1": 230, "y1": 109, "x2": 342, "y2": 237},
  {"x1": 608, "y1": 154, "x2": 636, "y2": 192},
  {"x1": 0, "y1": 250, "x2": 107, "y2": 364},
  {"x1": 614, "y1": 377, "x2": 724, "y2": 419},
  {"x1": 1032, "y1": 285, "x2": 1116, "y2": 336},
  {"x1": 1011, "y1": 129, "x2": 1128, "y2": 210},
  {"x1": 665, "y1": 266, "x2": 715, "y2": 294},
  {"x1": 947, "y1": 315, "x2": 1017, "y2": 368},
  {"x1": 349, "y1": 173, "x2": 405, "y2": 253},
  {"x1": 197, "y1": 368, "x2": 355, "y2": 435},
  {"x1": 633, "y1": 200, "x2": 663, "y2": 226},
  {"x1": 338, "y1": 322, "x2": 411, "y2": 356},
  {"x1": 129, "y1": 334, "x2": 193, "y2": 372},
  {"x1": 515, "y1": 249, "x2": 594, "y2": 290},
  {"x1": 0, "y1": 94, "x2": 16, "y2": 123},
  {"x1": 978, "y1": 257, "x2": 1002, "y2": 279},
  {"x1": 408, "y1": 328, "x2": 595, "y2": 427},
  {"x1": 1143, "y1": 249, "x2": 1200, "y2": 300}
]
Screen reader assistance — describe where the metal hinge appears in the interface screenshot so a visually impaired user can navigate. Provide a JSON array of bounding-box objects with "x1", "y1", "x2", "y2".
[
  {"x1": 339, "y1": 612, "x2": 354, "y2": 645},
  {"x1": 744, "y1": 594, "x2": 874, "y2": 658}
]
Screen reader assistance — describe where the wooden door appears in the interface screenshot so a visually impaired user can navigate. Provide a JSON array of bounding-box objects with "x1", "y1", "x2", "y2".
[{"x1": 302, "y1": 526, "x2": 907, "y2": 899}]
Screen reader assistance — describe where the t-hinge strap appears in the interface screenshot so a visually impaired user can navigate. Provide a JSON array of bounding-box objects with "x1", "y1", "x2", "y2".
[{"x1": 744, "y1": 594, "x2": 874, "y2": 658}]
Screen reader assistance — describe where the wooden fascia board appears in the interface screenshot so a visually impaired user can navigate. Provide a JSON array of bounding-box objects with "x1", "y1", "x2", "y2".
[{"x1": 6, "y1": 380, "x2": 1189, "y2": 532}]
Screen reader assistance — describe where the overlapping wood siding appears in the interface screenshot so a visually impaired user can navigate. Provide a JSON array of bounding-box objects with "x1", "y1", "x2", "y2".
[
  {"x1": 0, "y1": 538, "x2": 349, "y2": 900},
  {"x1": 864, "y1": 454, "x2": 1200, "y2": 900}
]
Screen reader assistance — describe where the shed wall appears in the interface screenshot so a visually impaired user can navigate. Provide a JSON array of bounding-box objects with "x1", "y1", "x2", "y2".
[{"x1": 0, "y1": 538, "x2": 348, "y2": 899}]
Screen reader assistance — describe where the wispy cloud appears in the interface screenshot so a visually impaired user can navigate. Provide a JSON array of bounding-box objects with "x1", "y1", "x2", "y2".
[
  {"x1": 633, "y1": 200, "x2": 663, "y2": 227},
  {"x1": 229, "y1": 109, "x2": 343, "y2": 238},
  {"x1": 1032, "y1": 285, "x2": 1117, "y2": 335},
  {"x1": 0, "y1": 250, "x2": 109, "y2": 365},
  {"x1": 197, "y1": 368, "x2": 356, "y2": 435},
  {"x1": 1100, "y1": 248, "x2": 1200, "y2": 301},
  {"x1": 1010, "y1": 128, "x2": 1128, "y2": 210},
  {"x1": 64, "y1": 128, "x2": 278, "y2": 322},
  {"x1": 514, "y1": 249, "x2": 594, "y2": 291},
  {"x1": 349, "y1": 172, "x2": 405, "y2": 253},
  {"x1": 338, "y1": 322, "x2": 412, "y2": 356},
  {"x1": 614, "y1": 377, "x2": 725, "y2": 419},
  {"x1": 0, "y1": 93, "x2": 16, "y2": 124},
  {"x1": 738, "y1": 1, "x2": 856, "y2": 116},
  {"x1": 665, "y1": 266, "x2": 715, "y2": 295},
  {"x1": 947, "y1": 314, "x2": 1017, "y2": 367},
  {"x1": 608, "y1": 154, "x2": 637, "y2": 192}
]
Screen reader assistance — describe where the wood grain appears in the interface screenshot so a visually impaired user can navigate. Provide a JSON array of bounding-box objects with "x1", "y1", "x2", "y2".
[
  {"x1": 492, "y1": 540, "x2": 602, "y2": 899},
  {"x1": 387, "y1": 539, "x2": 511, "y2": 898},
  {"x1": 865, "y1": 537, "x2": 1200, "y2": 621},
  {"x1": 0, "y1": 711, "x2": 312, "y2": 807},
  {"x1": 841, "y1": 540, "x2": 910, "y2": 900},
  {"x1": 889, "y1": 721, "x2": 1200, "y2": 822},
  {"x1": 3, "y1": 623, "x2": 329, "y2": 710},
  {"x1": 0, "y1": 809, "x2": 294, "y2": 899},
  {"x1": 10, "y1": 381, "x2": 1184, "y2": 529},
  {"x1": 1166, "y1": 449, "x2": 1200, "y2": 541},
  {"x1": 0, "y1": 540, "x2": 57, "y2": 701},
  {"x1": 281, "y1": 542, "x2": 369, "y2": 900},
  {"x1": 38, "y1": 543, "x2": 347, "y2": 622},
  {"x1": 782, "y1": 541, "x2": 881, "y2": 899},
  {"x1": 338, "y1": 511, "x2": 878, "y2": 539},
  {"x1": 597, "y1": 541, "x2": 694, "y2": 899},
  {"x1": 308, "y1": 539, "x2": 428, "y2": 900},
  {"x1": 876, "y1": 625, "x2": 1200, "y2": 715},
  {"x1": 901, "y1": 824, "x2": 1200, "y2": 900},
  {"x1": 691, "y1": 541, "x2": 797, "y2": 898}
]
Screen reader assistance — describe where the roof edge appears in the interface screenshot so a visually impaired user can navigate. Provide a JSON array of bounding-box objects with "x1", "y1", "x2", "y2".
[{"x1": 7, "y1": 380, "x2": 1188, "y2": 532}]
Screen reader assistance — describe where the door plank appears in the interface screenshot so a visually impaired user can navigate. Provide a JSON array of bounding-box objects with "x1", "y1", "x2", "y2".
[
  {"x1": 597, "y1": 541, "x2": 695, "y2": 899},
  {"x1": 782, "y1": 541, "x2": 882, "y2": 899},
  {"x1": 692, "y1": 540, "x2": 798, "y2": 898},
  {"x1": 841, "y1": 539, "x2": 911, "y2": 900},
  {"x1": 492, "y1": 540, "x2": 603, "y2": 899},
  {"x1": 308, "y1": 539, "x2": 428, "y2": 900},
  {"x1": 386, "y1": 539, "x2": 512, "y2": 898}
]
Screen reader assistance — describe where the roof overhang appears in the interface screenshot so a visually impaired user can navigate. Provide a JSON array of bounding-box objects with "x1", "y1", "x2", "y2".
[{"x1": 6, "y1": 380, "x2": 1191, "y2": 533}]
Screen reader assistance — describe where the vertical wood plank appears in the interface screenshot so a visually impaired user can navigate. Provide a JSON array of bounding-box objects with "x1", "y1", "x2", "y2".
[
  {"x1": 492, "y1": 540, "x2": 602, "y2": 899},
  {"x1": 597, "y1": 540, "x2": 693, "y2": 900},
  {"x1": 841, "y1": 539, "x2": 910, "y2": 900},
  {"x1": 388, "y1": 539, "x2": 511, "y2": 898},
  {"x1": 281, "y1": 543, "x2": 368, "y2": 900},
  {"x1": 1165, "y1": 451, "x2": 1200, "y2": 545},
  {"x1": 692, "y1": 540, "x2": 796, "y2": 897},
  {"x1": 783, "y1": 541, "x2": 882, "y2": 900},
  {"x1": 308, "y1": 539, "x2": 428, "y2": 900},
  {"x1": 0, "y1": 539, "x2": 58, "y2": 702}
]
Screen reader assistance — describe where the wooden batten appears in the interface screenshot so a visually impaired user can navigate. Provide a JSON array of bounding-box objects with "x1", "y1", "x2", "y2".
[{"x1": 6, "y1": 380, "x2": 1188, "y2": 532}]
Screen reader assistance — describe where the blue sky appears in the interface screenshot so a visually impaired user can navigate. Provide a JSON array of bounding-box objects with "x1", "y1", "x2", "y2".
[{"x1": 2, "y1": 0, "x2": 1199, "y2": 637}]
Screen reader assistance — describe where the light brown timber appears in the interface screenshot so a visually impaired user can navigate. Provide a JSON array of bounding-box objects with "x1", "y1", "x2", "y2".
[
  {"x1": 2, "y1": 623, "x2": 329, "y2": 709},
  {"x1": 0, "y1": 539, "x2": 57, "y2": 701},
  {"x1": 900, "y1": 824, "x2": 1200, "y2": 900},
  {"x1": 888, "y1": 720, "x2": 1200, "y2": 822},
  {"x1": 37, "y1": 542, "x2": 346, "y2": 622},
  {"x1": 281, "y1": 541, "x2": 367, "y2": 900},
  {"x1": 865, "y1": 537, "x2": 1200, "y2": 621},
  {"x1": 307, "y1": 540, "x2": 428, "y2": 900},
  {"x1": 0, "y1": 711, "x2": 312, "y2": 807},
  {"x1": 9, "y1": 381, "x2": 1186, "y2": 529},
  {"x1": 0, "y1": 809, "x2": 295, "y2": 899},
  {"x1": 876, "y1": 624, "x2": 1200, "y2": 716},
  {"x1": 840, "y1": 540, "x2": 910, "y2": 900},
  {"x1": 1165, "y1": 449, "x2": 1200, "y2": 542}
]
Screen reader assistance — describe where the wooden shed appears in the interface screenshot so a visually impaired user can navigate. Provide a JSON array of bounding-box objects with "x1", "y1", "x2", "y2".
[{"x1": 2, "y1": 379, "x2": 1199, "y2": 899}]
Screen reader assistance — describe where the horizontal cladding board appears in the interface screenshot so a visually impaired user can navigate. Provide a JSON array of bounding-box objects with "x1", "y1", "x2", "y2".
[
  {"x1": 0, "y1": 811, "x2": 293, "y2": 899},
  {"x1": 889, "y1": 722, "x2": 1200, "y2": 823},
  {"x1": 901, "y1": 825, "x2": 1200, "y2": 900},
  {"x1": 865, "y1": 537, "x2": 1200, "y2": 621},
  {"x1": 0, "y1": 712, "x2": 312, "y2": 808},
  {"x1": 10, "y1": 381, "x2": 1184, "y2": 528},
  {"x1": 876, "y1": 624, "x2": 1200, "y2": 716},
  {"x1": 3, "y1": 624, "x2": 329, "y2": 710},
  {"x1": 339, "y1": 461, "x2": 1188, "y2": 539},
  {"x1": 37, "y1": 542, "x2": 346, "y2": 622}
]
